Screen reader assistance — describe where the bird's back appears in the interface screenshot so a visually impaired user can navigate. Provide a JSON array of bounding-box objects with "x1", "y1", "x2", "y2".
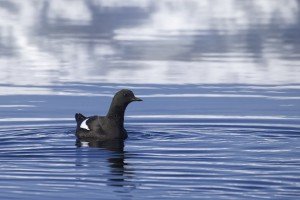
[{"x1": 75, "y1": 113, "x2": 127, "y2": 140}]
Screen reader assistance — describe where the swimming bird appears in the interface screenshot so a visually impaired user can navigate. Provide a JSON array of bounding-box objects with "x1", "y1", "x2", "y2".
[{"x1": 75, "y1": 89, "x2": 142, "y2": 141}]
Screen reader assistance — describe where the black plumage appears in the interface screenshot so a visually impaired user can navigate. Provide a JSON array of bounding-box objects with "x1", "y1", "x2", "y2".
[{"x1": 75, "y1": 89, "x2": 142, "y2": 141}]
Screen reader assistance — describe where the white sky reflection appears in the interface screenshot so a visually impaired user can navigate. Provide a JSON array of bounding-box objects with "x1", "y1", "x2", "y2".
[{"x1": 0, "y1": 0, "x2": 299, "y2": 86}]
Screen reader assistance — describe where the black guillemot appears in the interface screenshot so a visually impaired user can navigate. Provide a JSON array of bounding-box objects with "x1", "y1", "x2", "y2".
[{"x1": 75, "y1": 89, "x2": 142, "y2": 141}]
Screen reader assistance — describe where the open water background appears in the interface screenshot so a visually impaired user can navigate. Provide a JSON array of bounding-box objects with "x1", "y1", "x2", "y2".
[{"x1": 0, "y1": 1, "x2": 300, "y2": 199}]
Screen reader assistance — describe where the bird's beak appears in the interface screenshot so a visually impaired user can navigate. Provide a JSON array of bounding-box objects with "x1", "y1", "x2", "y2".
[{"x1": 132, "y1": 97, "x2": 143, "y2": 101}]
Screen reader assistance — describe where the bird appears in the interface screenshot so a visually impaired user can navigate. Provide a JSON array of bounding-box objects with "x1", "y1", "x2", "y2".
[{"x1": 75, "y1": 89, "x2": 142, "y2": 141}]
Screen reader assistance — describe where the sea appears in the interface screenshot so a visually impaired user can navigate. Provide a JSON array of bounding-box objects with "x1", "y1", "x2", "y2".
[{"x1": 0, "y1": 1, "x2": 299, "y2": 199}]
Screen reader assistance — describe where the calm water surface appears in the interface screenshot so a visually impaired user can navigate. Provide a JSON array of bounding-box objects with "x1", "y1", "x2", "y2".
[{"x1": 0, "y1": 1, "x2": 300, "y2": 199}]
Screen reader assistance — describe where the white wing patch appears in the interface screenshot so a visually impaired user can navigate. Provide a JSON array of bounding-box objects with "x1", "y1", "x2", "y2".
[{"x1": 80, "y1": 118, "x2": 90, "y2": 131}]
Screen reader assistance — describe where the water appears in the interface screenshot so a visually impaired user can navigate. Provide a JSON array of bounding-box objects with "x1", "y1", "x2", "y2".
[{"x1": 0, "y1": 1, "x2": 300, "y2": 199}]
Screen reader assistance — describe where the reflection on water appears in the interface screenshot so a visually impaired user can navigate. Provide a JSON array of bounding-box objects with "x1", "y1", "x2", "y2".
[
  {"x1": 75, "y1": 139, "x2": 130, "y2": 189},
  {"x1": 0, "y1": 0, "x2": 300, "y2": 85},
  {"x1": 0, "y1": 121, "x2": 299, "y2": 199},
  {"x1": 0, "y1": 1, "x2": 300, "y2": 200},
  {"x1": 75, "y1": 139, "x2": 124, "y2": 151}
]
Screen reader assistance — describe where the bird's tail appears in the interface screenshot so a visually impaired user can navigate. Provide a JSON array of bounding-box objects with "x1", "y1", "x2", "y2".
[{"x1": 75, "y1": 113, "x2": 87, "y2": 126}]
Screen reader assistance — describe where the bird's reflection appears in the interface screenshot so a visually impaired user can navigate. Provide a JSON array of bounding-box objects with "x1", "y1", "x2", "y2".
[
  {"x1": 75, "y1": 139, "x2": 124, "y2": 152},
  {"x1": 75, "y1": 139, "x2": 133, "y2": 189}
]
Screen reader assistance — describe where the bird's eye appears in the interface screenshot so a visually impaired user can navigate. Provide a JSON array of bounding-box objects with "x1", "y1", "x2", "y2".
[{"x1": 123, "y1": 93, "x2": 128, "y2": 97}]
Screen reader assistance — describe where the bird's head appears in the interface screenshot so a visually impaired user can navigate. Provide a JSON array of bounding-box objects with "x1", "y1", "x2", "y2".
[{"x1": 113, "y1": 89, "x2": 142, "y2": 107}]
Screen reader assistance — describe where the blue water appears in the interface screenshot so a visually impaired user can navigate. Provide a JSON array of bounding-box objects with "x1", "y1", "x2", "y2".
[{"x1": 1, "y1": 1, "x2": 300, "y2": 199}]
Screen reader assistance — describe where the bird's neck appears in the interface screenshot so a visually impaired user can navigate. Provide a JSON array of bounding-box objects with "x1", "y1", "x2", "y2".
[{"x1": 106, "y1": 102, "x2": 128, "y2": 124}]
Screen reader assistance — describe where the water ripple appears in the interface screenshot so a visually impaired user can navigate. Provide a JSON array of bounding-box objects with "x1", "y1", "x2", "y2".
[{"x1": 0, "y1": 118, "x2": 299, "y2": 199}]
